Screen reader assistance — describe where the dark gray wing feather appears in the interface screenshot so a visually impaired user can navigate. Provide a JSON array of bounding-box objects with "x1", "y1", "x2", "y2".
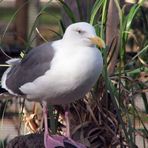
[{"x1": 6, "y1": 42, "x2": 55, "y2": 94}]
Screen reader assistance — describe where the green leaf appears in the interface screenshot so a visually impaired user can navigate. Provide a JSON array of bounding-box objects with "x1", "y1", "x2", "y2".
[{"x1": 90, "y1": 0, "x2": 104, "y2": 25}]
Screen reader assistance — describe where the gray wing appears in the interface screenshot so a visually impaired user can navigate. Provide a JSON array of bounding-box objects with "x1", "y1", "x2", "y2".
[{"x1": 5, "y1": 42, "x2": 55, "y2": 94}]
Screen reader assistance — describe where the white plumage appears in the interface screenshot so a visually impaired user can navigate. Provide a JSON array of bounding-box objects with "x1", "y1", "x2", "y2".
[{"x1": 2, "y1": 22, "x2": 104, "y2": 104}]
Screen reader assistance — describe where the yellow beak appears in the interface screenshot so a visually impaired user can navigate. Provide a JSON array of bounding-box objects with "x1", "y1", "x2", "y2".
[{"x1": 89, "y1": 36, "x2": 105, "y2": 48}]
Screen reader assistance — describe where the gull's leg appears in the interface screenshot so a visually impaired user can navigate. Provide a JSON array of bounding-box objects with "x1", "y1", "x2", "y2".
[
  {"x1": 64, "y1": 106, "x2": 86, "y2": 148},
  {"x1": 65, "y1": 110, "x2": 70, "y2": 137},
  {"x1": 42, "y1": 101, "x2": 49, "y2": 148},
  {"x1": 42, "y1": 101, "x2": 64, "y2": 148}
]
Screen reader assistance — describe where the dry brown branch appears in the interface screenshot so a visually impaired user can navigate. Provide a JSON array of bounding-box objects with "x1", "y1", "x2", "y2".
[{"x1": 106, "y1": 0, "x2": 120, "y2": 76}]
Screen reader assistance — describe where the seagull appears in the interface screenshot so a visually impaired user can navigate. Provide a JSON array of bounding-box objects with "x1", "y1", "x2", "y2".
[{"x1": 1, "y1": 22, "x2": 104, "y2": 148}]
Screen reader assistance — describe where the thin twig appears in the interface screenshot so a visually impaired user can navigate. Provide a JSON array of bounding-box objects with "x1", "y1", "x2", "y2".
[{"x1": 0, "y1": 47, "x2": 12, "y2": 59}]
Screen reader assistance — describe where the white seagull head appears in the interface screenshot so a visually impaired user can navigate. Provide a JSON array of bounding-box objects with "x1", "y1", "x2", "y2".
[{"x1": 63, "y1": 22, "x2": 105, "y2": 48}]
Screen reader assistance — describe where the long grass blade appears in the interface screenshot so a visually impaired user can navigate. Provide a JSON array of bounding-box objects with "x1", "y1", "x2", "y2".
[
  {"x1": 27, "y1": 0, "x2": 53, "y2": 45},
  {"x1": 132, "y1": 44, "x2": 148, "y2": 60},
  {"x1": 58, "y1": 0, "x2": 76, "y2": 23},
  {"x1": 90, "y1": 0, "x2": 104, "y2": 25},
  {"x1": 1, "y1": 0, "x2": 29, "y2": 43},
  {"x1": 75, "y1": 0, "x2": 83, "y2": 20}
]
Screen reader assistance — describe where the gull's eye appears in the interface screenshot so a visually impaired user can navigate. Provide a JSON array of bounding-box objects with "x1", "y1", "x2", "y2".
[
  {"x1": 78, "y1": 30, "x2": 82, "y2": 33},
  {"x1": 76, "y1": 29, "x2": 85, "y2": 34}
]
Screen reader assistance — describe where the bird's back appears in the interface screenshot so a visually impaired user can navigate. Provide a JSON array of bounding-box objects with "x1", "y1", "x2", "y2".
[{"x1": 1, "y1": 42, "x2": 55, "y2": 95}]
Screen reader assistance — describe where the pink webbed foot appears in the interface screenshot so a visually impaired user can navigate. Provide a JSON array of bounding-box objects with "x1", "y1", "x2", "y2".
[
  {"x1": 44, "y1": 133, "x2": 64, "y2": 148},
  {"x1": 45, "y1": 134, "x2": 86, "y2": 148}
]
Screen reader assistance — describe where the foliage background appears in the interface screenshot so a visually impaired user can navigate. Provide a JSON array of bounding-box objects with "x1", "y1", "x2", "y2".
[{"x1": 0, "y1": 0, "x2": 148, "y2": 147}]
